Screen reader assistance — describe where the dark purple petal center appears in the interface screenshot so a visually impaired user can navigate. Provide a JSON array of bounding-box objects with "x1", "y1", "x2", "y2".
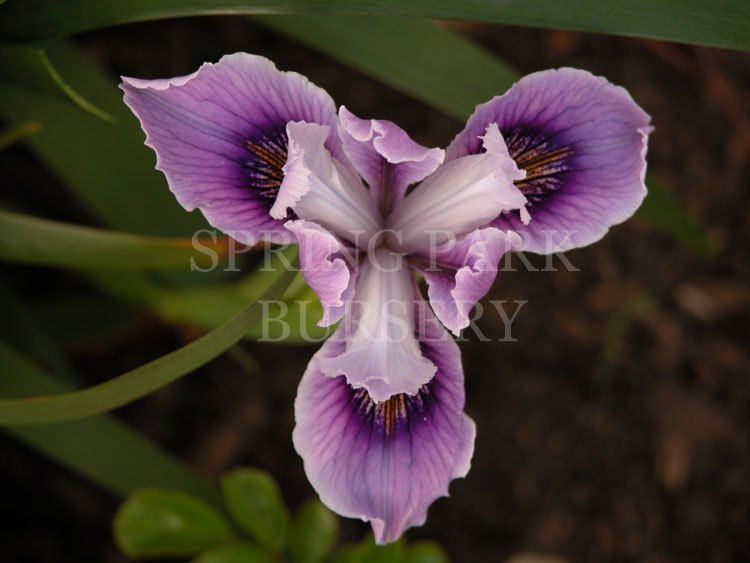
[
  {"x1": 350, "y1": 382, "x2": 433, "y2": 438},
  {"x1": 243, "y1": 128, "x2": 289, "y2": 209},
  {"x1": 504, "y1": 125, "x2": 575, "y2": 210}
]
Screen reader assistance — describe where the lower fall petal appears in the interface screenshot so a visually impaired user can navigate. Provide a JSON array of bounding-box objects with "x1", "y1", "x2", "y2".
[
  {"x1": 293, "y1": 314, "x2": 475, "y2": 544},
  {"x1": 318, "y1": 247, "x2": 436, "y2": 402}
]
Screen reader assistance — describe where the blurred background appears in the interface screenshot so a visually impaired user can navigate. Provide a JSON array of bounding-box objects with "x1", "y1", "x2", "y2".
[{"x1": 1, "y1": 15, "x2": 748, "y2": 563}]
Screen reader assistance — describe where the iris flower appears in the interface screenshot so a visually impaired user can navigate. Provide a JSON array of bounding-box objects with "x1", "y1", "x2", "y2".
[{"x1": 121, "y1": 53, "x2": 651, "y2": 543}]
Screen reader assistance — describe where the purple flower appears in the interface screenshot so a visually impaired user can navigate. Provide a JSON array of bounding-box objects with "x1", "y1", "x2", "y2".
[{"x1": 121, "y1": 53, "x2": 651, "y2": 543}]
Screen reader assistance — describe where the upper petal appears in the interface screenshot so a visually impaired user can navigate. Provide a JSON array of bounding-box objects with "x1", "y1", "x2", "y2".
[
  {"x1": 447, "y1": 67, "x2": 652, "y2": 254},
  {"x1": 318, "y1": 247, "x2": 436, "y2": 402},
  {"x1": 293, "y1": 305, "x2": 475, "y2": 544},
  {"x1": 414, "y1": 227, "x2": 522, "y2": 335},
  {"x1": 387, "y1": 124, "x2": 527, "y2": 253},
  {"x1": 271, "y1": 121, "x2": 381, "y2": 244},
  {"x1": 338, "y1": 106, "x2": 444, "y2": 215},
  {"x1": 120, "y1": 53, "x2": 340, "y2": 244}
]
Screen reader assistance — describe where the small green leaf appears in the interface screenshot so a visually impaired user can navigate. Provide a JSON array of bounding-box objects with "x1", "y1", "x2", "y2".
[
  {"x1": 289, "y1": 499, "x2": 339, "y2": 563},
  {"x1": 406, "y1": 541, "x2": 450, "y2": 563},
  {"x1": 114, "y1": 489, "x2": 232, "y2": 558},
  {"x1": 359, "y1": 539, "x2": 406, "y2": 563},
  {"x1": 334, "y1": 536, "x2": 406, "y2": 563},
  {"x1": 221, "y1": 468, "x2": 289, "y2": 551},
  {"x1": 0, "y1": 44, "x2": 114, "y2": 121},
  {"x1": 193, "y1": 542, "x2": 275, "y2": 563}
]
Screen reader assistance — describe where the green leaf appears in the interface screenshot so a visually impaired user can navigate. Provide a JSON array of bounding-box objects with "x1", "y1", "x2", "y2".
[
  {"x1": 92, "y1": 269, "x2": 331, "y2": 345},
  {"x1": 0, "y1": 209, "x2": 229, "y2": 271},
  {"x1": 193, "y1": 542, "x2": 275, "y2": 563},
  {"x1": 640, "y1": 180, "x2": 717, "y2": 258},
  {"x1": 30, "y1": 292, "x2": 141, "y2": 350},
  {"x1": 406, "y1": 541, "x2": 450, "y2": 563},
  {"x1": 336, "y1": 537, "x2": 406, "y2": 563},
  {"x1": 0, "y1": 340, "x2": 221, "y2": 505},
  {"x1": 0, "y1": 255, "x2": 298, "y2": 425},
  {"x1": 257, "y1": 15, "x2": 515, "y2": 121},
  {"x1": 289, "y1": 499, "x2": 339, "y2": 563},
  {"x1": 0, "y1": 41, "x2": 205, "y2": 236},
  {"x1": 114, "y1": 489, "x2": 233, "y2": 558},
  {"x1": 0, "y1": 120, "x2": 41, "y2": 150},
  {"x1": 0, "y1": 1, "x2": 748, "y2": 50},
  {"x1": 0, "y1": 279, "x2": 79, "y2": 383},
  {"x1": 221, "y1": 468, "x2": 289, "y2": 551},
  {"x1": 0, "y1": 44, "x2": 114, "y2": 121}
]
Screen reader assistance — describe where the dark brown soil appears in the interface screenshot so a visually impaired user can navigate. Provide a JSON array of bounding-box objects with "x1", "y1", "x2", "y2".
[{"x1": 1, "y1": 16, "x2": 749, "y2": 563}]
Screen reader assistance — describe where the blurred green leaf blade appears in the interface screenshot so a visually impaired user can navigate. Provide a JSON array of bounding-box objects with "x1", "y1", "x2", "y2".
[
  {"x1": 221, "y1": 468, "x2": 289, "y2": 551},
  {"x1": 0, "y1": 44, "x2": 114, "y2": 121},
  {"x1": 640, "y1": 180, "x2": 717, "y2": 257},
  {"x1": 193, "y1": 542, "x2": 275, "y2": 563},
  {"x1": 0, "y1": 209, "x2": 229, "y2": 271},
  {"x1": 114, "y1": 489, "x2": 232, "y2": 557},
  {"x1": 0, "y1": 341, "x2": 221, "y2": 505},
  {"x1": 257, "y1": 15, "x2": 516, "y2": 120},
  {"x1": 92, "y1": 269, "x2": 331, "y2": 345},
  {"x1": 0, "y1": 257, "x2": 297, "y2": 425},
  {"x1": 289, "y1": 499, "x2": 338, "y2": 563},
  {"x1": 0, "y1": 120, "x2": 41, "y2": 150},
  {"x1": 0, "y1": 0, "x2": 748, "y2": 50}
]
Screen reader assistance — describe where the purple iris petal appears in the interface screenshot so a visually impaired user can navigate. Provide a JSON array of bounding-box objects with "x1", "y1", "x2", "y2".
[
  {"x1": 416, "y1": 227, "x2": 521, "y2": 335},
  {"x1": 120, "y1": 53, "x2": 341, "y2": 243},
  {"x1": 338, "y1": 106, "x2": 444, "y2": 215},
  {"x1": 447, "y1": 68, "x2": 652, "y2": 254},
  {"x1": 293, "y1": 305, "x2": 475, "y2": 543},
  {"x1": 285, "y1": 220, "x2": 357, "y2": 327}
]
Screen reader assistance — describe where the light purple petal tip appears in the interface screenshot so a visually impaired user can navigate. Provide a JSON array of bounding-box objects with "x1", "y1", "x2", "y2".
[
  {"x1": 293, "y1": 308, "x2": 475, "y2": 543},
  {"x1": 338, "y1": 106, "x2": 444, "y2": 214},
  {"x1": 447, "y1": 67, "x2": 652, "y2": 254},
  {"x1": 285, "y1": 220, "x2": 356, "y2": 327},
  {"x1": 120, "y1": 53, "x2": 340, "y2": 244},
  {"x1": 418, "y1": 227, "x2": 522, "y2": 335}
]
